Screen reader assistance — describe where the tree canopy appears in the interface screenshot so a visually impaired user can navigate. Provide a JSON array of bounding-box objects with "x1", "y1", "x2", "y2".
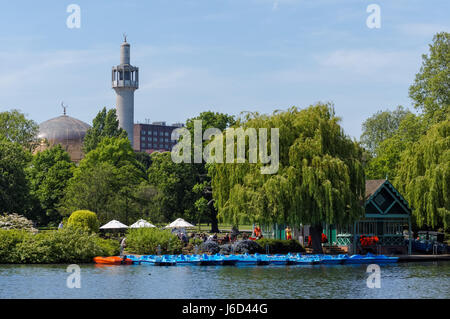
[
  {"x1": 0, "y1": 138, "x2": 32, "y2": 215},
  {"x1": 60, "y1": 137, "x2": 145, "y2": 224},
  {"x1": 409, "y1": 32, "x2": 450, "y2": 125},
  {"x1": 82, "y1": 107, "x2": 128, "y2": 153},
  {"x1": 26, "y1": 145, "x2": 75, "y2": 225},
  {"x1": 395, "y1": 117, "x2": 450, "y2": 230},
  {"x1": 210, "y1": 104, "x2": 365, "y2": 252},
  {"x1": 360, "y1": 105, "x2": 411, "y2": 156},
  {"x1": 0, "y1": 109, "x2": 39, "y2": 150}
]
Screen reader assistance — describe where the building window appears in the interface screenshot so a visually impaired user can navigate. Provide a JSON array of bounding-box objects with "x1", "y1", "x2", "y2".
[
  {"x1": 141, "y1": 130, "x2": 146, "y2": 135},
  {"x1": 165, "y1": 144, "x2": 168, "y2": 149},
  {"x1": 141, "y1": 137, "x2": 145, "y2": 141},
  {"x1": 165, "y1": 132, "x2": 169, "y2": 136},
  {"x1": 149, "y1": 131, "x2": 152, "y2": 135},
  {"x1": 160, "y1": 131, "x2": 164, "y2": 136}
]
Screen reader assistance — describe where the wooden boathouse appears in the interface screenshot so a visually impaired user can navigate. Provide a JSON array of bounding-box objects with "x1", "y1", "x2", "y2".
[{"x1": 262, "y1": 179, "x2": 413, "y2": 255}]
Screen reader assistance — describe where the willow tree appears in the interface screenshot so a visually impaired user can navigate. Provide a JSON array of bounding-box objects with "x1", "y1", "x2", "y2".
[
  {"x1": 394, "y1": 117, "x2": 450, "y2": 230},
  {"x1": 210, "y1": 103, "x2": 365, "y2": 253}
]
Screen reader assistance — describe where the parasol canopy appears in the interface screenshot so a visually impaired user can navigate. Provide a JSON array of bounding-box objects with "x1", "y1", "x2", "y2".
[
  {"x1": 130, "y1": 219, "x2": 156, "y2": 228},
  {"x1": 164, "y1": 218, "x2": 195, "y2": 229},
  {"x1": 99, "y1": 220, "x2": 128, "y2": 230}
]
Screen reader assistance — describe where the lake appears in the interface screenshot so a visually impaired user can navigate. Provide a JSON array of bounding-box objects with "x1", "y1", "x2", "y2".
[{"x1": 0, "y1": 261, "x2": 449, "y2": 299}]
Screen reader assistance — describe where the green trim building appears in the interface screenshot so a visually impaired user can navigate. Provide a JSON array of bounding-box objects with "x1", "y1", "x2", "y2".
[
  {"x1": 262, "y1": 179, "x2": 413, "y2": 255},
  {"x1": 326, "y1": 179, "x2": 412, "y2": 254}
]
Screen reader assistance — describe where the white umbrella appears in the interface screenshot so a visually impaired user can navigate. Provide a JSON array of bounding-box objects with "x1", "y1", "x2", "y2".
[
  {"x1": 99, "y1": 220, "x2": 128, "y2": 229},
  {"x1": 130, "y1": 219, "x2": 156, "y2": 228},
  {"x1": 165, "y1": 218, "x2": 195, "y2": 228}
]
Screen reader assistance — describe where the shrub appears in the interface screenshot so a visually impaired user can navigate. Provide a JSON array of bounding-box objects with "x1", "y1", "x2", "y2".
[
  {"x1": 126, "y1": 228, "x2": 182, "y2": 255},
  {"x1": 0, "y1": 213, "x2": 38, "y2": 233},
  {"x1": 233, "y1": 240, "x2": 264, "y2": 254},
  {"x1": 0, "y1": 229, "x2": 31, "y2": 263},
  {"x1": 199, "y1": 240, "x2": 220, "y2": 254},
  {"x1": 0, "y1": 228, "x2": 119, "y2": 264},
  {"x1": 67, "y1": 210, "x2": 99, "y2": 233},
  {"x1": 256, "y1": 238, "x2": 305, "y2": 254},
  {"x1": 219, "y1": 244, "x2": 233, "y2": 255}
]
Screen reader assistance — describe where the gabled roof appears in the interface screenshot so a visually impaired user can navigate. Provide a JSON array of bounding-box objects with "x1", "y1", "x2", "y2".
[
  {"x1": 365, "y1": 179, "x2": 386, "y2": 200},
  {"x1": 364, "y1": 179, "x2": 411, "y2": 216}
]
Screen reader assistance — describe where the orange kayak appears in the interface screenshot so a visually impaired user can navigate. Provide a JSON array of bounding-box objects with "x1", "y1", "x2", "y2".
[{"x1": 93, "y1": 256, "x2": 133, "y2": 265}]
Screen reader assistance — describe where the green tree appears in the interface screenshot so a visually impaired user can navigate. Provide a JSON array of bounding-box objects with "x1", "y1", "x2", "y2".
[
  {"x1": 185, "y1": 111, "x2": 236, "y2": 232},
  {"x1": 0, "y1": 139, "x2": 32, "y2": 216},
  {"x1": 360, "y1": 105, "x2": 411, "y2": 155},
  {"x1": 82, "y1": 107, "x2": 128, "y2": 153},
  {"x1": 60, "y1": 137, "x2": 145, "y2": 224},
  {"x1": 409, "y1": 32, "x2": 450, "y2": 125},
  {"x1": 210, "y1": 104, "x2": 365, "y2": 253},
  {"x1": 147, "y1": 152, "x2": 198, "y2": 223},
  {"x1": 364, "y1": 113, "x2": 426, "y2": 180},
  {"x1": 0, "y1": 109, "x2": 39, "y2": 150},
  {"x1": 394, "y1": 117, "x2": 450, "y2": 230},
  {"x1": 26, "y1": 145, "x2": 75, "y2": 225}
]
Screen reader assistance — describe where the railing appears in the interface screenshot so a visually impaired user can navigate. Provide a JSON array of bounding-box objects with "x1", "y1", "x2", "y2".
[{"x1": 112, "y1": 80, "x2": 139, "y2": 88}]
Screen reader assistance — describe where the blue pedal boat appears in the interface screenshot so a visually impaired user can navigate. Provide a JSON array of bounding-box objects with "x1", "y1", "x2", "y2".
[
  {"x1": 365, "y1": 253, "x2": 399, "y2": 263},
  {"x1": 196, "y1": 254, "x2": 222, "y2": 266},
  {"x1": 154, "y1": 255, "x2": 177, "y2": 266},
  {"x1": 319, "y1": 254, "x2": 346, "y2": 265},
  {"x1": 267, "y1": 254, "x2": 297, "y2": 265},
  {"x1": 343, "y1": 254, "x2": 376, "y2": 264}
]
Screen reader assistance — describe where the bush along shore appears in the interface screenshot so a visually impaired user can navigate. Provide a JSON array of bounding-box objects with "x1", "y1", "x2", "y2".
[
  {"x1": 123, "y1": 227, "x2": 306, "y2": 256},
  {"x1": 0, "y1": 212, "x2": 307, "y2": 263},
  {"x1": 0, "y1": 228, "x2": 119, "y2": 264}
]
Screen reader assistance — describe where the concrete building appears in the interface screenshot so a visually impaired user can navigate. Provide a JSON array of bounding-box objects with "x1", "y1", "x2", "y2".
[
  {"x1": 133, "y1": 121, "x2": 184, "y2": 153},
  {"x1": 112, "y1": 36, "x2": 139, "y2": 147}
]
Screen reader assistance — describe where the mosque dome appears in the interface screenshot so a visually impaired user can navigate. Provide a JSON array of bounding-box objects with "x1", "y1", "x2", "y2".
[{"x1": 36, "y1": 114, "x2": 91, "y2": 162}]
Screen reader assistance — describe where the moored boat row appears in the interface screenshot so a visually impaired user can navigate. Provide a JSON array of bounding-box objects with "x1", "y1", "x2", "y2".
[{"x1": 95, "y1": 252, "x2": 398, "y2": 266}]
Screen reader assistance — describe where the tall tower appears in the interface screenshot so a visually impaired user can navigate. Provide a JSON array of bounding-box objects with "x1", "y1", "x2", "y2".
[{"x1": 112, "y1": 35, "x2": 139, "y2": 147}]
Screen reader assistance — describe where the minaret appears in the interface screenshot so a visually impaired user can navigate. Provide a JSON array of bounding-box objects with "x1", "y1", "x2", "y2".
[{"x1": 112, "y1": 35, "x2": 139, "y2": 147}]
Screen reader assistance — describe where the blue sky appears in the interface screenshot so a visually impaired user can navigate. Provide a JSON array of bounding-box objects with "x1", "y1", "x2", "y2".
[{"x1": 0, "y1": 0, "x2": 448, "y2": 138}]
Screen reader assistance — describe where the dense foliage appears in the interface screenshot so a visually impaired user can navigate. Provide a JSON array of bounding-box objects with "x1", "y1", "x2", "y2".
[
  {"x1": 360, "y1": 106, "x2": 411, "y2": 156},
  {"x1": 395, "y1": 118, "x2": 450, "y2": 229},
  {"x1": 0, "y1": 139, "x2": 32, "y2": 215},
  {"x1": 0, "y1": 228, "x2": 119, "y2": 264},
  {"x1": 82, "y1": 107, "x2": 128, "y2": 153},
  {"x1": 26, "y1": 145, "x2": 74, "y2": 225},
  {"x1": 125, "y1": 228, "x2": 183, "y2": 255},
  {"x1": 409, "y1": 32, "x2": 450, "y2": 125},
  {"x1": 0, "y1": 109, "x2": 39, "y2": 150},
  {"x1": 210, "y1": 104, "x2": 365, "y2": 253},
  {"x1": 60, "y1": 137, "x2": 146, "y2": 224},
  {"x1": 363, "y1": 32, "x2": 449, "y2": 231},
  {"x1": 147, "y1": 152, "x2": 198, "y2": 223}
]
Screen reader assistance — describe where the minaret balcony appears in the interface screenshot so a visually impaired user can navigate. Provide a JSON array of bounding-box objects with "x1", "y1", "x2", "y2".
[{"x1": 112, "y1": 80, "x2": 139, "y2": 89}]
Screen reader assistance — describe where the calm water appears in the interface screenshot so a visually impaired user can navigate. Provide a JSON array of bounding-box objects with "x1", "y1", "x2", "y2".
[{"x1": 0, "y1": 262, "x2": 449, "y2": 299}]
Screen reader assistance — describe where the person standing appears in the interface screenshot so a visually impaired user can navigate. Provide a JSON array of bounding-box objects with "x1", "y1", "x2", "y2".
[
  {"x1": 120, "y1": 237, "x2": 127, "y2": 257},
  {"x1": 285, "y1": 226, "x2": 292, "y2": 240}
]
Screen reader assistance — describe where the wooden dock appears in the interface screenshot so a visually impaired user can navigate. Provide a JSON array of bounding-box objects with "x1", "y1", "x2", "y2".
[{"x1": 397, "y1": 254, "x2": 450, "y2": 262}]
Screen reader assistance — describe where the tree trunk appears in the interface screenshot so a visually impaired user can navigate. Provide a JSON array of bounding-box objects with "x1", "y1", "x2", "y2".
[
  {"x1": 209, "y1": 209, "x2": 220, "y2": 233},
  {"x1": 207, "y1": 198, "x2": 220, "y2": 233},
  {"x1": 310, "y1": 224, "x2": 324, "y2": 254}
]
